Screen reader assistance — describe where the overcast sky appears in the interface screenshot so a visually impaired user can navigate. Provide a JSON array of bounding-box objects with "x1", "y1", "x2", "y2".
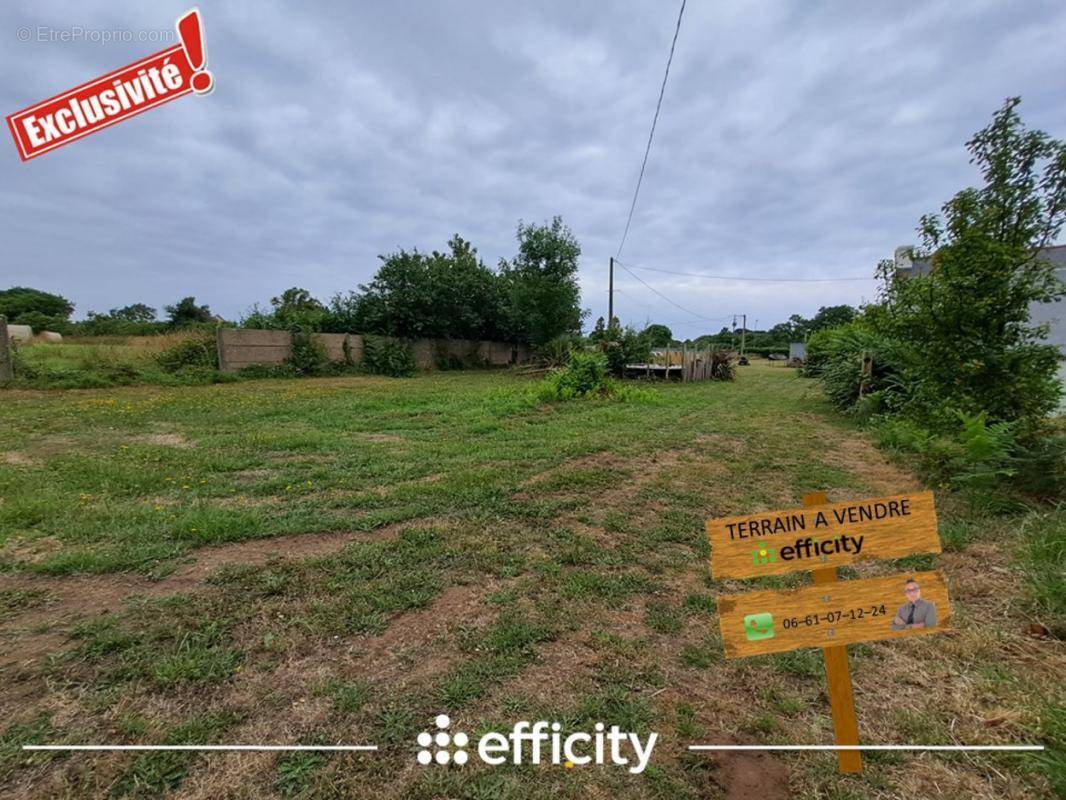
[{"x1": 3, "y1": 1, "x2": 1065, "y2": 335}]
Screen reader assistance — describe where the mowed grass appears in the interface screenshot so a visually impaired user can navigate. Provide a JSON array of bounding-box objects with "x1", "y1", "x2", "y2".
[
  {"x1": 0, "y1": 365, "x2": 1062, "y2": 799},
  {"x1": 0, "y1": 366, "x2": 853, "y2": 577}
]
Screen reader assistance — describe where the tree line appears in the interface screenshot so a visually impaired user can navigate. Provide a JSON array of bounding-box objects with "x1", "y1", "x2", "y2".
[{"x1": 1, "y1": 218, "x2": 586, "y2": 346}]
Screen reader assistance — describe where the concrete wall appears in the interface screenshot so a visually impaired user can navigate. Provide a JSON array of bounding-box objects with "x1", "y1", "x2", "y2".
[
  {"x1": 217, "y1": 329, "x2": 293, "y2": 372},
  {"x1": 216, "y1": 328, "x2": 529, "y2": 374},
  {"x1": 318, "y1": 333, "x2": 363, "y2": 365},
  {"x1": 0, "y1": 318, "x2": 11, "y2": 382},
  {"x1": 1029, "y1": 264, "x2": 1066, "y2": 354}
]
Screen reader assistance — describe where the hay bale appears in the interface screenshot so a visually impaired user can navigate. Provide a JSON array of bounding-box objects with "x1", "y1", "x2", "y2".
[
  {"x1": 7, "y1": 324, "x2": 33, "y2": 342},
  {"x1": 38, "y1": 331, "x2": 63, "y2": 343}
]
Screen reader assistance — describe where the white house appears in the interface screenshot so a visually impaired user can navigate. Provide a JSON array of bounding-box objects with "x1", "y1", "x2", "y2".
[{"x1": 894, "y1": 243, "x2": 1066, "y2": 412}]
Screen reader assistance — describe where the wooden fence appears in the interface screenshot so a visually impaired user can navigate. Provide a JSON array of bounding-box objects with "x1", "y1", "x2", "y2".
[{"x1": 626, "y1": 346, "x2": 726, "y2": 382}]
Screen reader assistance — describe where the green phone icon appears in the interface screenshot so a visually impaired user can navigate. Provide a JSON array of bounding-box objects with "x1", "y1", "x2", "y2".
[{"x1": 744, "y1": 612, "x2": 775, "y2": 641}]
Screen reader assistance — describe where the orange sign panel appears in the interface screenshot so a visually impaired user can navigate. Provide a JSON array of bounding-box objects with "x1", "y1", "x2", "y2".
[
  {"x1": 717, "y1": 570, "x2": 951, "y2": 659},
  {"x1": 707, "y1": 491, "x2": 939, "y2": 580}
]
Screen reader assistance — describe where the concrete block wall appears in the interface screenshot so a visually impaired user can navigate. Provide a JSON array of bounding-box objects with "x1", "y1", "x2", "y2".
[
  {"x1": 0, "y1": 317, "x2": 12, "y2": 382},
  {"x1": 216, "y1": 327, "x2": 528, "y2": 374},
  {"x1": 216, "y1": 329, "x2": 293, "y2": 372},
  {"x1": 317, "y1": 333, "x2": 363, "y2": 365}
]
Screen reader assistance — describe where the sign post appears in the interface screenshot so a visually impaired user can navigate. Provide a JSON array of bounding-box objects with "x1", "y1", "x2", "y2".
[
  {"x1": 805, "y1": 491, "x2": 861, "y2": 773},
  {"x1": 706, "y1": 489, "x2": 950, "y2": 774}
]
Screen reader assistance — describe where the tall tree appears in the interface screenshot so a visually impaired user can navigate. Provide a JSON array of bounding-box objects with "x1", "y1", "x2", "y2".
[
  {"x1": 165, "y1": 297, "x2": 214, "y2": 327},
  {"x1": 0, "y1": 287, "x2": 74, "y2": 321},
  {"x1": 880, "y1": 97, "x2": 1066, "y2": 427},
  {"x1": 353, "y1": 235, "x2": 501, "y2": 340},
  {"x1": 270, "y1": 287, "x2": 326, "y2": 329},
  {"x1": 499, "y1": 217, "x2": 585, "y2": 345},
  {"x1": 109, "y1": 303, "x2": 157, "y2": 322},
  {"x1": 641, "y1": 323, "x2": 674, "y2": 348},
  {"x1": 809, "y1": 305, "x2": 857, "y2": 333}
]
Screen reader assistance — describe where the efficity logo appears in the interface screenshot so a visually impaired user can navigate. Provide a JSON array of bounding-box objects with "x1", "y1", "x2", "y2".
[
  {"x1": 752, "y1": 540, "x2": 777, "y2": 566},
  {"x1": 416, "y1": 714, "x2": 657, "y2": 774},
  {"x1": 6, "y1": 8, "x2": 213, "y2": 161}
]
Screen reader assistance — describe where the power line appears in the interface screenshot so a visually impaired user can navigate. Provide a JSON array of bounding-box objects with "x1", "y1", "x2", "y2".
[
  {"x1": 615, "y1": 0, "x2": 687, "y2": 261},
  {"x1": 621, "y1": 262, "x2": 877, "y2": 282},
  {"x1": 612, "y1": 287, "x2": 657, "y2": 312},
  {"x1": 612, "y1": 287, "x2": 731, "y2": 328},
  {"x1": 615, "y1": 260, "x2": 728, "y2": 322}
]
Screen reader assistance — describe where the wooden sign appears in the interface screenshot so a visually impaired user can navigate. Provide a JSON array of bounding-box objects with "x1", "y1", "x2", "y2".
[
  {"x1": 706, "y1": 491, "x2": 939, "y2": 580},
  {"x1": 706, "y1": 491, "x2": 952, "y2": 775},
  {"x1": 717, "y1": 569, "x2": 951, "y2": 659}
]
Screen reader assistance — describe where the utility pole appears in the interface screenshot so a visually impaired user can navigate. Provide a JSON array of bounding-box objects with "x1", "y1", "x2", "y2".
[
  {"x1": 740, "y1": 313, "x2": 747, "y2": 357},
  {"x1": 608, "y1": 257, "x2": 614, "y2": 325}
]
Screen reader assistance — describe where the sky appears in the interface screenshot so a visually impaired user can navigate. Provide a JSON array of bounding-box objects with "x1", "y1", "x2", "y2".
[{"x1": 2, "y1": 1, "x2": 1065, "y2": 336}]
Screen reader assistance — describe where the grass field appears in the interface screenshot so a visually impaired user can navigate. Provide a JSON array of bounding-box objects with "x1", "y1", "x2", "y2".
[
  {"x1": 8, "y1": 333, "x2": 220, "y2": 390},
  {"x1": 1, "y1": 365, "x2": 1062, "y2": 799}
]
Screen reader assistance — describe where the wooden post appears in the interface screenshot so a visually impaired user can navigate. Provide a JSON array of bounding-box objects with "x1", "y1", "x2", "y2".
[
  {"x1": 804, "y1": 491, "x2": 862, "y2": 773},
  {"x1": 0, "y1": 316, "x2": 12, "y2": 382},
  {"x1": 682, "y1": 343, "x2": 687, "y2": 382}
]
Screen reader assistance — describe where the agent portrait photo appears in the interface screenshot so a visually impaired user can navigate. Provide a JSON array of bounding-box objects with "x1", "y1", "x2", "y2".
[{"x1": 891, "y1": 578, "x2": 937, "y2": 631}]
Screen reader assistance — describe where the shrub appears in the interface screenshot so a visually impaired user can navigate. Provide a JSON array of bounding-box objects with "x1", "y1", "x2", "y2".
[
  {"x1": 1012, "y1": 429, "x2": 1066, "y2": 500},
  {"x1": 709, "y1": 349, "x2": 736, "y2": 381},
  {"x1": 157, "y1": 334, "x2": 218, "y2": 372},
  {"x1": 804, "y1": 321, "x2": 905, "y2": 411},
  {"x1": 362, "y1": 335, "x2": 415, "y2": 377},
  {"x1": 287, "y1": 328, "x2": 329, "y2": 375},
  {"x1": 538, "y1": 351, "x2": 612, "y2": 401},
  {"x1": 949, "y1": 411, "x2": 1017, "y2": 491},
  {"x1": 534, "y1": 334, "x2": 584, "y2": 369},
  {"x1": 589, "y1": 318, "x2": 651, "y2": 377}
]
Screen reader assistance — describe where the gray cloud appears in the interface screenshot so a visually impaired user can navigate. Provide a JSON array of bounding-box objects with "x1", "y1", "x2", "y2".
[{"x1": 2, "y1": 0, "x2": 1064, "y2": 334}]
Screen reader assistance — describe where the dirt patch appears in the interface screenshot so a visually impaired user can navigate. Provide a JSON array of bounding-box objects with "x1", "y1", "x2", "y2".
[
  {"x1": 350, "y1": 582, "x2": 496, "y2": 685},
  {"x1": 233, "y1": 468, "x2": 273, "y2": 480},
  {"x1": 0, "y1": 451, "x2": 36, "y2": 467},
  {"x1": 825, "y1": 436, "x2": 921, "y2": 496},
  {"x1": 0, "y1": 525, "x2": 409, "y2": 669},
  {"x1": 715, "y1": 746, "x2": 791, "y2": 800},
  {"x1": 132, "y1": 432, "x2": 191, "y2": 448},
  {"x1": 359, "y1": 433, "x2": 406, "y2": 443}
]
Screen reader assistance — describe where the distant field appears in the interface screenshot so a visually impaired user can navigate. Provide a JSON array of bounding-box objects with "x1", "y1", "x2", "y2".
[
  {"x1": 0, "y1": 365, "x2": 1062, "y2": 799},
  {"x1": 8, "y1": 332, "x2": 214, "y2": 389}
]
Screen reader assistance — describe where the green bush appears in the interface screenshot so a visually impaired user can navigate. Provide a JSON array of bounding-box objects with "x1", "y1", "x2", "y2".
[
  {"x1": 363, "y1": 335, "x2": 415, "y2": 377},
  {"x1": 534, "y1": 334, "x2": 584, "y2": 369},
  {"x1": 589, "y1": 318, "x2": 651, "y2": 377},
  {"x1": 949, "y1": 411, "x2": 1017, "y2": 492},
  {"x1": 157, "y1": 334, "x2": 218, "y2": 372},
  {"x1": 1012, "y1": 429, "x2": 1066, "y2": 500},
  {"x1": 804, "y1": 322, "x2": 905, "y2": 412},
  {"x1": 709, "y1": 349, "x2": 736, "y2": 381},
  {"x1": 287, "y1": 328, "x2": 330, "y2": 375},
  {"x1": 538, "y1": 351, "x2": 613, "y2": 401}
]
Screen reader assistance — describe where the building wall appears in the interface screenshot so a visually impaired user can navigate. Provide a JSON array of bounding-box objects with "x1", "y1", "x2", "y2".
[
  {"x1": 1029, "y1": 265, "x2": 1066, "y2": 352},
  {"x1": 895, "y1": 244, "x2": 1066, "y2": 355}
]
